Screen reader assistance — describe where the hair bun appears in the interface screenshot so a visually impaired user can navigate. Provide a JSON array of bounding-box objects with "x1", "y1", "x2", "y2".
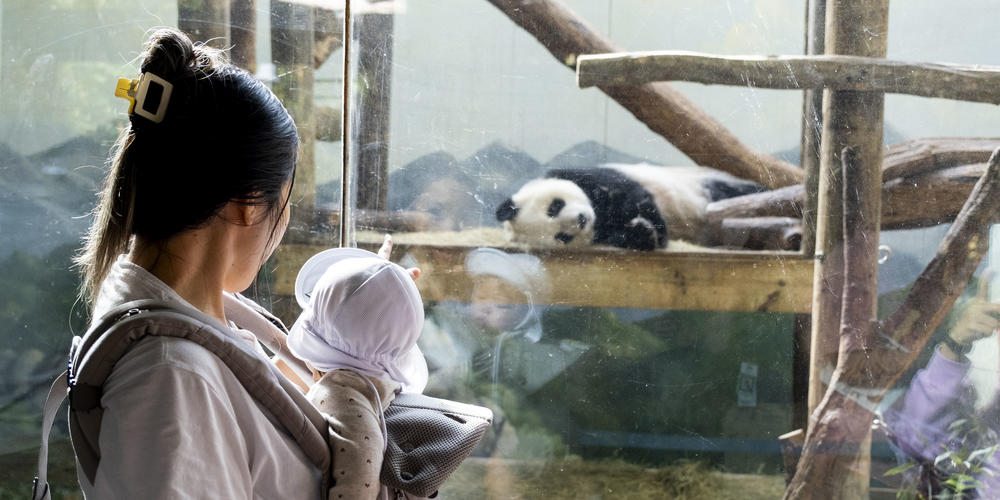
[{"x1": 140, "y1": 28, "x2": 197, "y2": 80}]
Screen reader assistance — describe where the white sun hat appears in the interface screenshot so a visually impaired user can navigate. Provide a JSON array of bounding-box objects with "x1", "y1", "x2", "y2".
[{"x1": 289, "y1": 248, "x2": 428, "y2": 393}]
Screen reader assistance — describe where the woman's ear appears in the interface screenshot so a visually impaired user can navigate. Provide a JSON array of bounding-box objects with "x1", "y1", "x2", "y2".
[{"x1": 221, "y1": 200, "x2": 267, "y2": 226}]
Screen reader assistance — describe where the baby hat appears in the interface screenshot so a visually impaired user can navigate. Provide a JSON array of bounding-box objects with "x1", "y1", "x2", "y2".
[{"x1": 288, "y1": 248, "x2": 428, "y2": 393}]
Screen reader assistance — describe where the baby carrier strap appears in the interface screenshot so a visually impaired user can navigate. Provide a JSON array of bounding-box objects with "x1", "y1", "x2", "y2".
[
  {"x1": 223, "y1": 292, "x2": 314, "y2": 384},
  {"x1": 33, "y1": 299, "x2": 330, "y2": 499}
]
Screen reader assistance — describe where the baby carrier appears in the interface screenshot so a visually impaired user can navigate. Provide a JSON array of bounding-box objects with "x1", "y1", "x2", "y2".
[{"x1": 33, "y1": 293, "x2": 491, "y2": 499}]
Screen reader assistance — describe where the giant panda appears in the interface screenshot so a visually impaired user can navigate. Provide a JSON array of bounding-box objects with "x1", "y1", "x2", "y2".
[{"x1": 495, "y1": 163, "x2": 767, "y2": 250}]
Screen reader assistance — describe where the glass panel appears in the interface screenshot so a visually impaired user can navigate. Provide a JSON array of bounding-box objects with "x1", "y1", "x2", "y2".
[
  {"x1": 0, "y1": 1, "x2": 344, "y2": 495},
  {"x1": 338, "y1": 1, "x2": 1000, "y2": 498},
  {"x1": 3, "y1": 0, "x2": 1000, "y2": 498}
]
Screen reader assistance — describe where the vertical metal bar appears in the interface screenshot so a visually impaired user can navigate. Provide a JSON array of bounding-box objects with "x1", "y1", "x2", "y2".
[{"x1": 340, "y1": 0, "x2": 352, "y2": 247}]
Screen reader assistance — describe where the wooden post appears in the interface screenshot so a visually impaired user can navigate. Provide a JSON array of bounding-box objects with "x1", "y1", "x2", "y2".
[
  {"x1": 800, "y1": 0, "x2": 825, "y2": 258},
  {"x1": 230, "y1": 0, "x2": 256, "y2": 73},
  {"x1": 178, "y1": 0, "x2": 230, "y2": 49},
  {"x1": 794, "y1": 0, "x2": 824, "y2": 433},
  {"x1": 808, "y1": 0, "x2": 888, "y2": 415},
  {"x1": 271, "y1": 0, "x2": 316, "y2": 216},
  {"x1": 352, "y1": 12, "x2": 394, "y2": 212},
  {"x1": 800, "y1": 0, "x2": 889, "y2": 497},
  {"x1": 488, "y1": 0, "x2": 802, "y2": 189}
]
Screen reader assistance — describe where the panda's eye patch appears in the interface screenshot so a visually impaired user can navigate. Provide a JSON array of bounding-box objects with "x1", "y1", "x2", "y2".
[
  {"x1": 555, "y1": 232, "x2": 574, "y2": 244},
  {"x1": 547, "y1": 198, "x2": 566, "y2": 218}
]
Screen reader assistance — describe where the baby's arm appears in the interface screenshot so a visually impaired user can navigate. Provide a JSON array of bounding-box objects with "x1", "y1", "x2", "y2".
[{"x1": 308, "y1": 369, "x2": 399, "y2": 500}]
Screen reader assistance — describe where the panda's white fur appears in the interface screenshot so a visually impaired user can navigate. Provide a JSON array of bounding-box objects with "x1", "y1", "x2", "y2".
[
  {"x1": 606, "y1": 164, "x2": 722, "y2": 244},
  {"x1": 498, "y1": 163, "x2": 763, "y2": 249},
  {"x1": 503, "y1": 178, "x2": 596, "y2": 248}
]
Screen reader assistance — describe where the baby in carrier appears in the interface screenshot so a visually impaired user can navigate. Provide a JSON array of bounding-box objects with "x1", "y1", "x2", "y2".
[{"x1": 288, "y1": 247, "x2": 428, "y2": 499}]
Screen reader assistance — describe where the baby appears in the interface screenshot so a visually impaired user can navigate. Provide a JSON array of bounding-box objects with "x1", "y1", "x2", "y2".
[{"x1": 287, "y1": 247, "x2": 428, "y2": 500}]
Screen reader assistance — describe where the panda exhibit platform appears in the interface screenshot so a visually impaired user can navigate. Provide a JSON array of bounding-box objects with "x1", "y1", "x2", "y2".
[{"x1": 273, "y1": 230, "x2": 813, "y2": 314}]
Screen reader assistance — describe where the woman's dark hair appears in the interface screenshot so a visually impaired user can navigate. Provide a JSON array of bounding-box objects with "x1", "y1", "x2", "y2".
[{"x1": 77, "y1": 28, "x2": 298, "y2": 304}]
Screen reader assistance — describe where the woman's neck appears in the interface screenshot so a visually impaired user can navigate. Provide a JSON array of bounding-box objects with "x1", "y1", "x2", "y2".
[{"x1": 128, "y1": 230, "x2": 231, "y2": 325}]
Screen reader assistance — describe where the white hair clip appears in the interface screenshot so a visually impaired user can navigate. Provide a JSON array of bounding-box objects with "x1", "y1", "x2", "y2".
[{"x1": 113, "y1": 72, "x2": 173, "y2": 124}]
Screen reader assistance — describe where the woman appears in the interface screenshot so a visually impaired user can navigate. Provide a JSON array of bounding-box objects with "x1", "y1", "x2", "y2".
[
  {"x1": 884, "y1": 283, "x2": 1000, "y2": 497},
  {"x1": 75, "y1": 28, "x2": 321, "y2": 498}
]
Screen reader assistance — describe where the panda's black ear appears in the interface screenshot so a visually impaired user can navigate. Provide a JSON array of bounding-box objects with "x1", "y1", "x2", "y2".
[{"x1": 496, "y1": 198, "x2": 519, "y2": 222}]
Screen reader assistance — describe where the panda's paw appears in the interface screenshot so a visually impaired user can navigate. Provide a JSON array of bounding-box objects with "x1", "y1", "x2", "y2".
[{"x1": 624, "y1": 217, "x2": 660, "y2": 251}]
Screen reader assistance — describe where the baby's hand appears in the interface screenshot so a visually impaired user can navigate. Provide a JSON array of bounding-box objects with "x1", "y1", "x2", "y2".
[{"x1": 377, "y1": 234, "x2": 421, "y2": 280}]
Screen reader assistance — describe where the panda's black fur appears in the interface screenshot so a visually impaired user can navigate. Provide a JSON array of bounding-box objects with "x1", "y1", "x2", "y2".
[
  {"x1": 496, "y1": 164, "x2": 767, "y2": 250},
  {"x1": 546, "y1": 167, "x2": 669, "y2": 250}
]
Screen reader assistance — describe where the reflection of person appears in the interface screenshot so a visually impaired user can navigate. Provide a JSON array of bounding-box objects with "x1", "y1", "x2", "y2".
[
  {"x1": 288, "y1": 248, "x2": 428, "y2": 500},
  {"x1": 74, "y1": 29, "x2": 319, "y2": 497},
  {"x1": 884, "y1": 281, "x2": 1000, "y2": 496},
  {"x1": 467, "y1": 247, "x2": 547, "y2": 341},
  {"x1": 464, "y1": 248, "x2": 591, "y2": 399}
]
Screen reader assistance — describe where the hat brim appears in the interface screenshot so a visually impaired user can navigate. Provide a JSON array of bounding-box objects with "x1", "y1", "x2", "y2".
[{"x1": 294, "y1": 247, "x2": 380, "y2": 309}]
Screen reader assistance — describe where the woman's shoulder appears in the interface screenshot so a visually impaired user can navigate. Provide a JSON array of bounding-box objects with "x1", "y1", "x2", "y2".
[{"x1": 105, "y1": 335, "x2": 240, "y2": 396}]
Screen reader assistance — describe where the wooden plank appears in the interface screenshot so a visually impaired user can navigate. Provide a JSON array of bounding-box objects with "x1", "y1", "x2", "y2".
[
  {"x1": 272, "y1": 244, "x2": 814, "y2": 313},
  {"x1": 485, "y1": 0, "x2": 802, "y2": 189},
  {"x1": 577, "y1": 52, "x2": 1000, "y2": 105}
]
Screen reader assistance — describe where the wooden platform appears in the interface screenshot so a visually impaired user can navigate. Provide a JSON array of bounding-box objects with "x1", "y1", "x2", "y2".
[{"x1": 272, "y1": 243, "x2": 814, "y2": 313}]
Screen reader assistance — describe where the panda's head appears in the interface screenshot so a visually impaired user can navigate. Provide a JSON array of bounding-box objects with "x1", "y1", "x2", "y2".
[{"x1": 495, "y1": 178, "x2": 595, "y2": 247}]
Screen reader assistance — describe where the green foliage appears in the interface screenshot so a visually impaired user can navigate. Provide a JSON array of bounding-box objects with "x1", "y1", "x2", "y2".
[{"x1": 886, "y1": 415, "x2": 998, "y2": 499}]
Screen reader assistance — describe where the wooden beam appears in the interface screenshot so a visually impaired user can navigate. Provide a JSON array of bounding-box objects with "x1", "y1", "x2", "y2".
[
  {"x1": 706, "y1": 147, "x2": 999, "y2": 231},
  {"x1": 485, "y1": 0, "x2": 803, "y2": 189},
  {"x1": 882, "y1": 163, "x2": 988, "y2": 229},
  {"x1": 882, "y1": 137, "x2": 1000, "y2": 181},
  {"x1": 707, "y1": 185, "x2": 804, "y2": 225},
  {"x1": 272, "y1": 244, "x2": 814, "y2": 314},
  {"x1": 577, "y1": 52, "x2": 1000, "y2": 105},
  {"x1": 719, "y1": 217, "x2": 802, "y2": 251}
]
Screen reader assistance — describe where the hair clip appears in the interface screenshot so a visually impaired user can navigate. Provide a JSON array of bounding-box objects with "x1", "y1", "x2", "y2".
[
  {"x1": 113, "y1": 72, "x2": 173, "y2": 124},
  {"x1": 114, "y1": 77, "x2": 138, "y2": 114}
]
